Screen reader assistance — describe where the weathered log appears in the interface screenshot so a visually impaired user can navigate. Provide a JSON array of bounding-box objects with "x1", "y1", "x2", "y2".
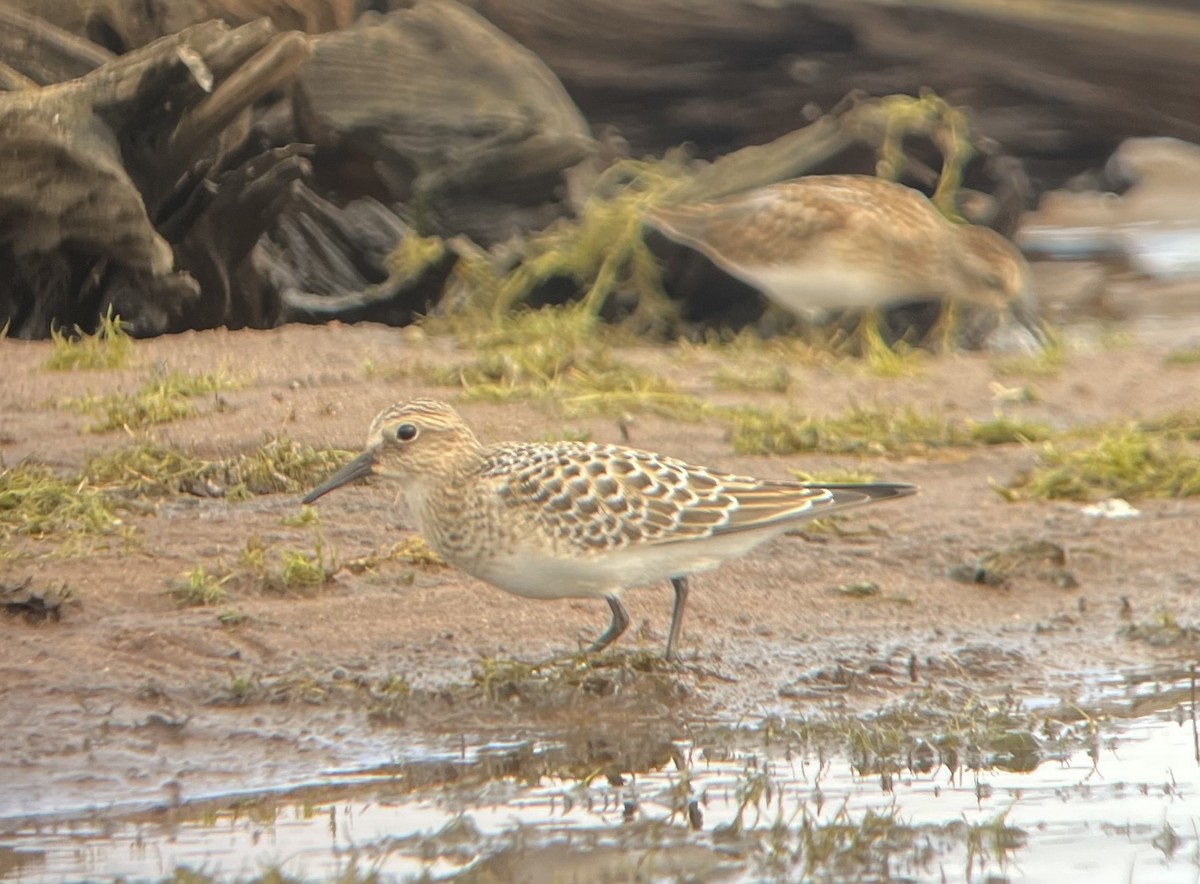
[
  {"x1": 6, "y1": 0, "x2": 1199, "y2": 340},
  {"x1": 292, "y1": 1, "x2": 595, "y2": 243},
  {"x1": 0, "y1": 5, "x2": 112, "y2": 85},
  {"x1": 0, "y1": 1, "x2": 601, "y2": 337},
  {"x1": 0, "y1": 18, "x2": 312, "y2": 337},
  {"x1": 265, "y1": 193, "x2": 453, "y2": 327},
  {"x1": 477, "y1": 0, "x2": 1200, "y2": 187},
  {"x1": 170, "y1": 145, "x2": 313, "y2": 330},
  {"x1": 0, "y1": 0, "x2": 357, "y2": 51}
]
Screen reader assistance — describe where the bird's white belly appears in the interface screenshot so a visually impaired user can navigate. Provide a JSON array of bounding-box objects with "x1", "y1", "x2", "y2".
[
  {"x1": 458, "y1": 529, "x2": 787, "y2": 601},
  {"x1": 738, "y1": 263, "x2": 919, "y2": 314}
]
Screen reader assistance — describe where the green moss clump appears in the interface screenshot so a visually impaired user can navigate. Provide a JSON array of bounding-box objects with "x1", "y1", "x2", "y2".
[
  {"x1": 84, "y1": 444, "x2": 211, "y2": 496},
  {"x1": 727, "y1": 404, "x2": 970, "y2": 456},
  {"x1": 277, "y1": 546, "x2": 335, "y2": 589},
  {"x1": 222, "y1": 436, "x2": 356, "y2": 500},
  {"x1": 968, "y1": 416, "x2": 1052, "y2": 445},
  {"x1": 1000, "y1": 426, "x2": 1200, "y2": 501},
  {"x1": 1138, "y1": 409, "x2": 1200, "y2": 440},
  {"x1": 84, "y1": 436, "x2": 353, "y2": 500},
  {"x1": 0, "y1": 462, "x2": 126, "y2": 547},
  {"x1": 168, "y1": 566, "x2": 231, "y2": 607},
  {"x1": 1164, "y1": 346, "x2": 1200, "y2": 366},
  {"x1": 481, "y1": 158, "x2": 687, "y2": 324},
  {"x1": 61, "y1": 369, "x2": 238, "y2": 432},
  {"x1": 424, "y1": 305, "x2": 713, "y2": 422},
  {"x1": 712, "y1": 364, "x2": 794, "y2": 393}
]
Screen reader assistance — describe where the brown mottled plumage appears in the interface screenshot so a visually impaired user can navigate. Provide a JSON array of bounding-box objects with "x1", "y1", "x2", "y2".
[
  {"x1": 643, "y1": 175, "x2": 1033, "y2": 318},
  {"x1": 304, "y1": 399, "x2": 916, "y2": 659}
]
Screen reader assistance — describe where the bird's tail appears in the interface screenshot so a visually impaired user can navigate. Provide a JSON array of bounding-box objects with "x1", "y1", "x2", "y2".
[{"x1": 804, "y1": 482, "x2": 918, "y2": 501}]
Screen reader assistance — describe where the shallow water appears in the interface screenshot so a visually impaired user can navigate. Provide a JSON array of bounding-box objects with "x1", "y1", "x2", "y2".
[{"x1": 2, "y1": 666, "x2": 1197, "y2": 883}]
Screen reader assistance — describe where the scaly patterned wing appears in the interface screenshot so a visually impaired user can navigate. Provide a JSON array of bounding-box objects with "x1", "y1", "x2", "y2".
[
  {"x1": 485, "y1": 442, "x2": 887, "y2": 553},
  {"x1": 644, "y1": 175, "x2": 951, "y2": 268},
  {"x1": 786, "y1": 176, "x2": 950, "y2": 251},
  {"x1": 643, "y1": 185, "x2": 850, "y2": 269},
  {"x1": 658, "y1": 476, "x2": 916, "y2": 543}
]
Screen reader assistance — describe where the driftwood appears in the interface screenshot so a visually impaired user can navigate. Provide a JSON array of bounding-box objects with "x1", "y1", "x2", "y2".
[
  {"x1": 0, "y1": 5, "x2": 112, "y2": 85},
  {"x1": 0, "y1": 0, "x2": 357, "y2": 51},
  {"x1": 264, "y1": 192, "x2": 453, "y2": 327},
  {"x1": 4, "y1": 0, "x2": 1200, "y2": 338},
  {"x1": 0, "y1": 1, "x2": 602, "y2": 337},
  {"x1": 477, "y1": 0, "x2": 1200, "y2": 187},
  {"x1": 0, "y1": 18, "x2": 313, "y2": 338},
  {"x1": 293, "y1": 2, "x2": 596, "y2": 244}
]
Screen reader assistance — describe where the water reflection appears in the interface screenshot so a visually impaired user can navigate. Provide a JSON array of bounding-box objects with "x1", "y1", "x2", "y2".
[{"x1": 1, "y1": 667, "x2": 1197, "y2": 882}]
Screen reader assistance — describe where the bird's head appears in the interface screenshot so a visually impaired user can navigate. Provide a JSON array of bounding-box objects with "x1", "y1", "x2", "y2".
[
  {"x1": 302, "y1": 399, "x2": 480, "y2": 504},
  {"x1": 954, "y1": 224, "x2": 1047, "y2": 343}
]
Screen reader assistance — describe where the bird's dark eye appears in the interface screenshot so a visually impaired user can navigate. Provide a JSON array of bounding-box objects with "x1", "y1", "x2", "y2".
[{"x1": 394, "y1": 423, "x2": 419, "y2": 442}]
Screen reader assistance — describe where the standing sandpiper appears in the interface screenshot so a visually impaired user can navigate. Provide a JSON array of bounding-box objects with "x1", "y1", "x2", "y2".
[
  {"x1": 303, "y1": 399, "x2": 916, "y2": 660},
  {"x1": 643, "y1": 174, "x2": 1037, "y2": 325}
]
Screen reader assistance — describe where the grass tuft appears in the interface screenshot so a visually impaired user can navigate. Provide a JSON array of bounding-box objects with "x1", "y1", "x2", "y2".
[
  {"x1": 861, "y1": 323, "x2": 925, "y2": 378},
  {"x1": 724, "y1": 402, "x2": 1055, "y2": 457},
  {"x1": 1, "y1": 436, "x2": 350, "y2": 557},
  {"x1": 789, "y1": 467, "x2": 880, "y2": 484},
  {"x1": 83, "y1": 437, "x2": 353, "y2": 500},
  {"x1": 712, "y1": 364, "x2": 794, "y2": 393},
  {"x1": 42, "y1": 308, "x2": 134, "y2": 371},
  {"x1": 364, "y1": 673, "x2": 414, "y2": 720},
  {"x1": 223, "y1": 436, "x2": 356, "y2": 500},
  {"x1": 968, "y1": 416, "x2": 1052, "y2": 445},
  {"x1": 472, "y1": 650, "x2": 678, "y2": 705},
  {"x1": 278, "y1": 546, "x2": 335, "y2": 589},
  {"x1": 60, "y1": 368, "x2": 239, "y2": 432},
  {"x1": 0, "y1": 462, "x2": 127, "y2": 548},
  {"x1": 168, "y1": 566, "x2": 231, "y2": 607},
  {"x1": 999, "y1": 425, "x2": 1200, "y2": 501},
  {"x1": 726, "y1": 404, "x2": 968, "y2": 457},
  {"x1": 239, "y1": 532, "x2": 338, "y2": 593},
  {"x1": 84, "y1": 443, "x2": 212, "y2": 497},
  {"x1": 1119, "y1": 609, "x2": 1200, "y2": 647},
  {"x1": 430, "y1": 305, "x2": 616, "y2": 390},
  {"x1": 1164, "y1": 346, "x2": 1200, "y2": 366},
  {"x1": 388, "y1": 535, "x2": 445, "y2": 567},
  {"x1": 425, "y1": 305, "x2": 713, "y2": 422},
  {"x1": 991, "y1": 333, "x2": 1067, "y2": 378}
]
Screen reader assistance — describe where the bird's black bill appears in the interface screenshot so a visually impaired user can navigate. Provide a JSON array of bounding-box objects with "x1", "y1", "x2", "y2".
[{"x1": 302, "y1": 452, "x2": 376, "y2": 504}]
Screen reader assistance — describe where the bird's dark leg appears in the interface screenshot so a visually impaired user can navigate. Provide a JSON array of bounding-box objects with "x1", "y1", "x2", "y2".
[
  {"x1": 587, "y1": 595, "x2": 629, "y2": 654},
  {"x1": 665, "y1": 576, "x2": 689, "y2": 662}
]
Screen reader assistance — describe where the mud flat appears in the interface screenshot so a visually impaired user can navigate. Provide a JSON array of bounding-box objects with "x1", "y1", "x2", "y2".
[{"x1": 2, "y1": 318, "x2": 1199, "y2": 880}]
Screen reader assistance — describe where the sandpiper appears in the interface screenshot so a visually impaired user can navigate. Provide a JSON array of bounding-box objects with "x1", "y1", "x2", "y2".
[
  {"x1": 643, "y1": 174, "x2": 1036, "y2": 323},
  {"x1": 303, "y1": 399, "x2": 916, "y2": 660}
]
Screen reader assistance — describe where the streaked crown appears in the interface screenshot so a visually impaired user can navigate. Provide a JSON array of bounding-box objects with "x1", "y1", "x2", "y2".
[{"x1": 366, "y1": 398, "x2": 482, "y2": 477}]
